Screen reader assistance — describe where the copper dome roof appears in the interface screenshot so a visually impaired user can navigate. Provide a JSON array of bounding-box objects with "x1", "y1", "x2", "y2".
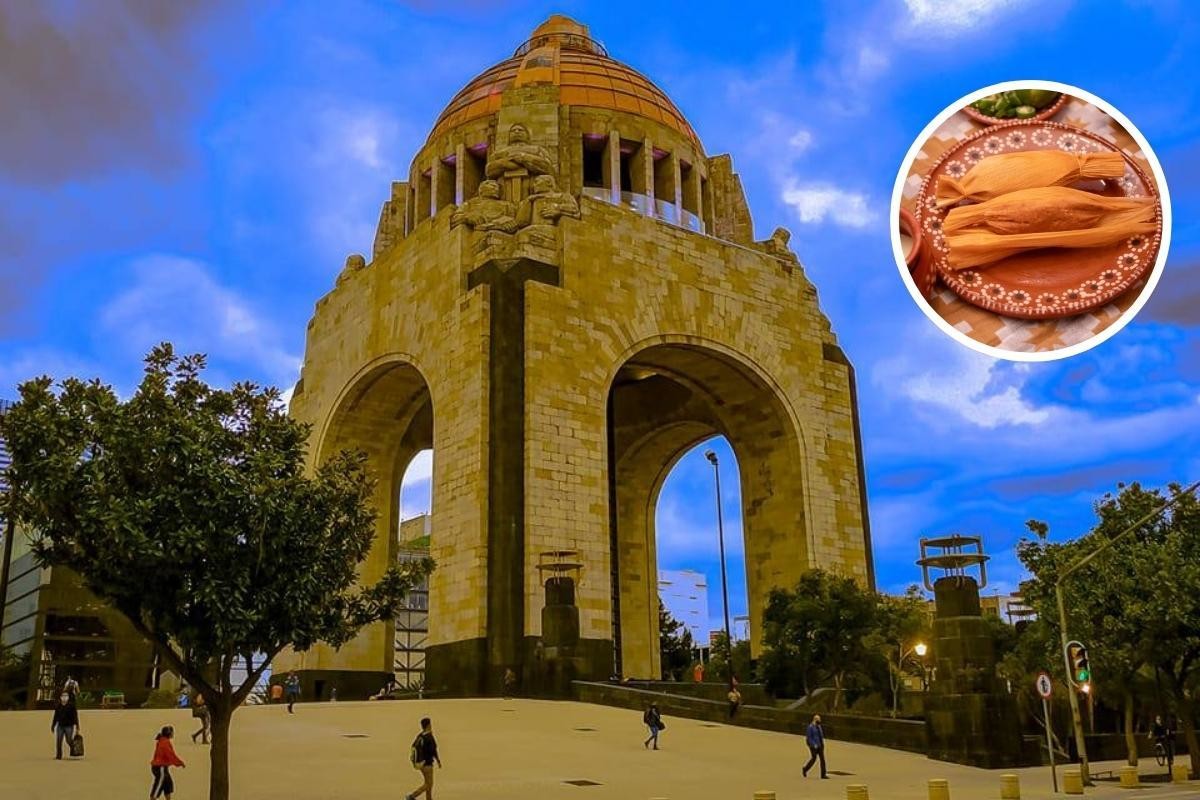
[{"x1": 427, "y1": 16, "x2": 700, "y2": 149}]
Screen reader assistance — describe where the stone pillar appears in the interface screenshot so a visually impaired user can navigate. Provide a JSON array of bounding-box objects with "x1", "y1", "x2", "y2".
[
  {"x1": 671, "y1": 151, "x2": 683, "y2": 214},
  {"x1": 606, "y1": 130, "x2": 621, "y2": 204},
  {"x1": 454, "y1": 143, "x2": 467, "y2": 205},
  {"x1": 924, "y1": 576, "x2": 1024, "y2": 768}
]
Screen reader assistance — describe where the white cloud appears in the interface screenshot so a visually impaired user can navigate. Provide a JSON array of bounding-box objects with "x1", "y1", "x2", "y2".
[
  {"x1": 214, "y1": 97, "x2": 414, "y2": 271},
  {"x1": 278, "y1": 384, "x2": 296, "y2": 411},
  {"x1": 787, "y1": 129, "x2": 814, "y2": 152},
  {"x1": 854, "y1": 44, "x2": 890, "y2": 78},
  {"x1": 903, "y1": 0, "x2": 1025, "y2": 30},
  {"x1": 401, "y1": 448, "x2": 433, "y2": 486},
  {"x1": 99, "y1": 255, "x2": 302, "y2": 387},
  {"x1": 873, "y1": 324, "x2": 1051, "y2": 429},
  {"x1": 902, "y1": 359, "x2": 1050, "y2": 428},
  {"x1": 781, "y1": 182, "x2": 875, "y2": 228}
]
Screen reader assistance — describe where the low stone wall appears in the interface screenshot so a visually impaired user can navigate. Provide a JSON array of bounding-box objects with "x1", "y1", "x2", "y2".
[
  {"x1": 1083, "y1": 732, "x2": 1191, "y2": 763},
  {"x1": 616, "y1": 680, "x2": 772, "y2": 706},
  {"x1": 573, "y1": 681, "x2": 927, "y2": 754}
]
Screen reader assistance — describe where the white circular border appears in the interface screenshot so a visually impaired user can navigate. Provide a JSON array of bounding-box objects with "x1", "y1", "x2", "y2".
[{"x1": 890, "y1": 79, "x2": 1173, "y2": 362}]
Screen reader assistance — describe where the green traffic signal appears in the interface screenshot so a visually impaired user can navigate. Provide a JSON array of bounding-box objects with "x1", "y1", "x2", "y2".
[{"x1": 1076, "y1": 669, "x2": 1090, "y2": 682}]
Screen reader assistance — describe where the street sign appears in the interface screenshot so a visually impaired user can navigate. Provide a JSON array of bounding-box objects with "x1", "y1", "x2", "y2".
[{"x1": 1036, "y1": 672, "x2": 1053, "y2": 699}]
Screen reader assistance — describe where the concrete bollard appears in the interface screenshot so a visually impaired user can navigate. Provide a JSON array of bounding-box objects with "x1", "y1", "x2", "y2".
[
  {"x1": 1000, "y1": 773, "x2": 1020, "y2": 799},
  {"x1": 752, "y1": 792, "x2": 776, "y2": 800},
  {"x1": 1119, "y1": 765, "x2": 1139, "y2": 788},
  {"x1": 928, "y1": 778, "x2": 950, "y2": 800},
  {"x1": 1173, "y1": 763, "x2": 1190, "y2": 783},
  {"x1": 1063, "y1": 767, "x2": 1083, "y2": 795},
  {"x1": 846, "y1": 785, "x2": 870, "y2": 800}
]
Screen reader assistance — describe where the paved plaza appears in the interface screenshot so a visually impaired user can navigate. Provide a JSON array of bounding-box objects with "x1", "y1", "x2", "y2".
[{"x1": 0, "y1": 698, "x2": 1195, "y2": 799}]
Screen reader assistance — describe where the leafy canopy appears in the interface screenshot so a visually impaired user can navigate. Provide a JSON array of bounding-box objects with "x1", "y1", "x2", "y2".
[
  {"x1": 657, "y1": 601, "x2": 694, "y2": 681},
  {"x1": 758, "y1": 568, "x2": 878, "y2": 702},
  {"x1": 0, "y1": 344, "x2": 432, "y2": 706},
  {"x1": 1018, "y1": 482, "x2": 1200, "y2": 772}
]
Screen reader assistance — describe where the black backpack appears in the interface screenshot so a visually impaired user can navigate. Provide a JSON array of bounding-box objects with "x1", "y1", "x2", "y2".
[{"x1": 410, "y1": 733, "x2": 425, "y2": 769}]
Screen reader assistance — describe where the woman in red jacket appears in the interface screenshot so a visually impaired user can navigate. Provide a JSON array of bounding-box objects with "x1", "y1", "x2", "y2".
[{"x1": 150, "y1": 725, "x2": 186, "y2": 799}]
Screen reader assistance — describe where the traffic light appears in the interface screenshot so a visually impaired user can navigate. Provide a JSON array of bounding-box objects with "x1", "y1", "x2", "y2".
[{"x1": 1068, "y1": 642, "x2": 1091, "y2": 687}]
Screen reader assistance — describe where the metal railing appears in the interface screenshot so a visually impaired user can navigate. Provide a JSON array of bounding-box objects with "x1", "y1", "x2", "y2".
[{"x1": 581, "y1": 187, "x2": 705, "y2": 233}]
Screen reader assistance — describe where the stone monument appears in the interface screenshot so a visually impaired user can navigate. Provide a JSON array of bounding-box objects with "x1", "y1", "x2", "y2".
[
  {"x1": 919, "y1": 535, "x2": 1025, "y2": 768},
  {"x1": 273, "y1": 15, "x2": 873, "y2": 698}
]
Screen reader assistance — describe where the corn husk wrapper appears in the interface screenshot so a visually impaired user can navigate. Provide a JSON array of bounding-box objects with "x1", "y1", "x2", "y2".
[
  {"x1": 943, "y1": 186, "x2": 1157, "y2": 270},
  {"x1": 936, "y1": 151, "x2": 1126, "y2": 208}
]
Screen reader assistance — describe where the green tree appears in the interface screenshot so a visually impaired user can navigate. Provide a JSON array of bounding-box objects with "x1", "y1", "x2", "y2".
[
  {"x1": 0, "y1": 346, "x2": 432, "y2": 800},
  {"x1": 868, "y1": 586, "x2": 929, "y2": 718},
  {"x1": 658, "y1": 601, "x2": 694, "y2": 681},
  {"x1": 758, "y1": 569, "x2": 877, "y2": 707},
  {"x1": 1019, "y1": 482, "x2": 1200, "y2": 773},
  {"x1": 706, "y1": 631, "x2": 751, "y2": 686}
]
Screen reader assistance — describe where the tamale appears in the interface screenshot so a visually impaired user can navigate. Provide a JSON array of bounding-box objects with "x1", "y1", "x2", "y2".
[
  {"x1": 936, "y1": 150, "x2": 1125, "y2": 208},
  {"x1": 943, "y1": 186, "x2": 1156, "y2": 270}
]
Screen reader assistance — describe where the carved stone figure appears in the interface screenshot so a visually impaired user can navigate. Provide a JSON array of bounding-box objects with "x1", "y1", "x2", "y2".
[
  {"x1": 450, "y1": 180, "x2": 519, "y2": 233},
  {"x1": 517, "y1": 174, "x2": 581, "y2": 228},
  {"x1": 335, "y1": 252, "x2": 367, "y2": 285},
  {"x1": 760, "y1": 226, "x2": 800, "y2": 264},
  {"x1": 485, "y1": 123, "x2": 554, "y2": 178}
]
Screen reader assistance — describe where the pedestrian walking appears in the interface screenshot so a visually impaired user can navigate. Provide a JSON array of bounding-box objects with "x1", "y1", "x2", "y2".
[
  {"x1": 150, "y1": 725, "x2": 186, "y2": 799},
  {"x1": 802, "y1": 713, "x2": 828, "y2": 779},
  {"x1": 727, "y1": 686, "x2": 742, "y2": 718},
  {"x1": 285, "y1": 671, "x2": 300, "y2": 713},
  {"x1": 190, "y1": 691, "x2": 210, "y2": 744},
  {"x1": 50, "y1": 691, "x2": 80, "y2": 760},
  {"x1": 62, "y1": 675, "x2": 79, "y2": 699},
  {"x1": 406, "y1": 716, "x2": 441, "y2": 800},
  {"x1": 642, "y1": 703, "x2": 665, "y2": 750},
  {"x1": 503, "y1": 668, "x2": 517, "y2": 699}
]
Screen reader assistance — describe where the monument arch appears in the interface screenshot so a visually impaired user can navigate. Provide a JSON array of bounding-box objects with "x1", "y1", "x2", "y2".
[{"x1": 606, "y1": 338, "x2": 812, "y2": 679}]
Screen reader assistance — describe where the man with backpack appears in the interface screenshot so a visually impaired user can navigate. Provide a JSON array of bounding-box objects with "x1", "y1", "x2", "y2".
[
  {"x1": 642, "y1": 703, "x2": 664, "y2": 750},
  {"x1": 406, "y1": 717, "x2": 441, "y2": 800}
]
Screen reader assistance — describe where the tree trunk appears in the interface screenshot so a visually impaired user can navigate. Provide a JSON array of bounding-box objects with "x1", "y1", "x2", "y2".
[
  {"x1": 1183, "y1": 702, "x2": 1200, "y2": 778},
  {"x1": 891, "y1": 667, "x2": 900, "y2": 719},
  {"x1": 833, "y1": 672, "x2": 844, "y2": 710},
  {"x1": 208, "y1": 700, "x2": 233, "y2": 800},
  {"x1": 1123, "y1": 692, "x2": 1137, "y2": 766}
]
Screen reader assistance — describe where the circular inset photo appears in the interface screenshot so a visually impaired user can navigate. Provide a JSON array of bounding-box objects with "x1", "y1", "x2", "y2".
[{"x1": 892, "y1": 81, "x2": 1171, "y2": 361}]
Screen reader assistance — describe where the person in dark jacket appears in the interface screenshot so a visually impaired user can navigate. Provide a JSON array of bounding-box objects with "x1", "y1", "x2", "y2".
[
  {"x1": 803, "y1": 713, "x2": 828, "y2": 778},
  {"x1": 643, "y1": 703, "x2": 664, "y2": 750},
  {"x1": 190, "y1": 690, "x2": 211, "y2": 744},
  {"x1": 285, "y1": 672, "x2": 300, "y2": 713},
  {"x1": 406, "y1": 717, "x2": 441, "y2": 800},
  {"x1": 51, "y1": 692, "x2": 80, "y2": 759},
  {"x1": 1150, "y1": 714, "x2": 1176, "y2": 768}
]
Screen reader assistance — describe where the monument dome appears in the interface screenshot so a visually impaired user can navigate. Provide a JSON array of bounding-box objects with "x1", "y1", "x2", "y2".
[
  {"x1": 278, "y1": 15, "x2": 872, "y2": 699},
  {"x1": 428, "y1": 16, "x2": 700, "y2": 149}
]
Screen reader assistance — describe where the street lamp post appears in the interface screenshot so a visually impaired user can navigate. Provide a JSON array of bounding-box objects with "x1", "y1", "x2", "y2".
[
  {"x1": 704, "y1": 449, "x2": 735, "y2": 691},
  {"x1": 914, "y1": 642, "x2": 929, "y2": 692}
]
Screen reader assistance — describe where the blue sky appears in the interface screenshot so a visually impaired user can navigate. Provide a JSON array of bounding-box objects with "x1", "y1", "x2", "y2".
[{"x1": 2, "y1": 1, "x2": 1198, "y2": 636}]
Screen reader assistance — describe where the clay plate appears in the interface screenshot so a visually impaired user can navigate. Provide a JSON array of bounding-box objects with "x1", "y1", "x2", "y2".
[
  {"x1": 961, "y1": 92, "x2": 1067, "y2": 126},
  {"x1": 915, "y1": 120, "x2": 1162, "y2": 320}
]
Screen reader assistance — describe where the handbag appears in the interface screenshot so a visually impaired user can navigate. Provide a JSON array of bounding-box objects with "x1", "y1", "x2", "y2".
[{"x1": 69, "y1": 732, "x2": 85, "y2": 757}]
